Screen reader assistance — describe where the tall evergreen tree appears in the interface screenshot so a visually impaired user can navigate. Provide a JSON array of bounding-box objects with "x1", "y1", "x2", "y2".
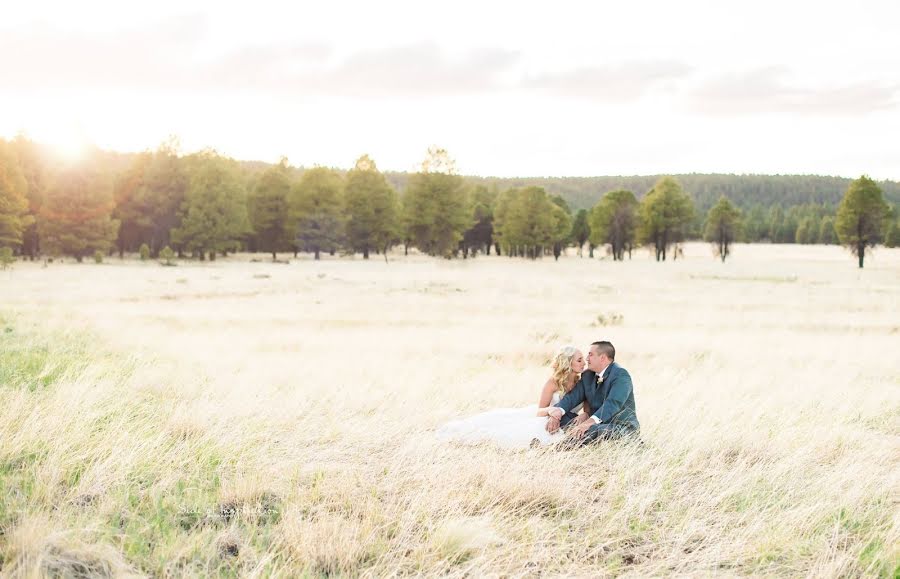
[
  {"x1": 638, "y1": 177, "x2": 694, "y2": 261},
  {"x1": 570, "y1": 209, "x2": 591, "y2": 257},
  {"x1": 550, "y1": 203, "x2": 572, "y2": 260},
  {"x1": 344, "y1": 155, "x2": 400, "y2": 260},
  {"x1": 835, "y1": 175, "x2": 890, "y2": 268},
  {"x1": 249, "y1": 158, "x2": 292, "y2": 260},
  {"x1": 10, "y1": 136, "x2": 47, "y2": 259},
  {"x1": 114, "y1": 141, "x2": 188, "y2": 257},
  {"x1": 767, "y1": 205, "x2": 785, "y2": 243},
  {"x1": 143, "y1": 144, "x2": 188, "y2": 255},
  {"x1": 0, "y1": 139, "x2": 31, "y2": 249},
  {"x1": 743, "y1": 205, "x2": 767, "y2": 242},
  {"x1": 883, "y1": 217, "x2": 900, "y2": 248},
  {"x1": 399, "y1": 189, "x2": 414, "y2": 256},
  {"x1": 818, "y1": 216, "x2": 837, "y2": 244},
  {"x1": 113, "y1": 152, "x2": 152, "y2": 256},
  {"x1": 404, "y1": 147, "x2": 471, "y2": 257},
  {"x1": 490, "y1": 188, "x2": 515, "y2": 256},
  {"x1": 461, "y1": 185, "x2": 495, "y2": 258},
  {"x1": 549, "y1": 194, "x2": 571, "y2": 215},
  {"x1": 292, "y1": 166, "x2": 345, "y2": 260},
  {"x1": 38, "y1": 161, "x2": 120, "y2": 262},
  {"x1": 795, "y1": 216, "x2": 817, "y2": 244},
  {"x1": 492, "y1": 187, "x2": 559, "y2": 259},
  {"x1": 703, "y1": 195, "x2": 742, "y2": 262},
  {"x1": 589, "y1": 189, "x2": 638, "y2": 261},
  {"x1": 170, "y1": 151, "x2": 250, "y2": 261}
]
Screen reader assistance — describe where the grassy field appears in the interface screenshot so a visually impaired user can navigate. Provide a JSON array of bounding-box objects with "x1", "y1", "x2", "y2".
[{"x1": 1, "y1": 243, "x2": 898, "y2": 577}]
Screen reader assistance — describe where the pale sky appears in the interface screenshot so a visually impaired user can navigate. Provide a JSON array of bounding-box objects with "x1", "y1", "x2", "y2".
[{"x1": 2, "y1": 0, "x2": 899, "y2": 179}]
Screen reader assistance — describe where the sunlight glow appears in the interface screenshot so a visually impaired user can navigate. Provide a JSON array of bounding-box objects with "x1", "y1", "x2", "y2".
[{"x1": 49, "y1": 125, "x2": 91, "y2": 162}]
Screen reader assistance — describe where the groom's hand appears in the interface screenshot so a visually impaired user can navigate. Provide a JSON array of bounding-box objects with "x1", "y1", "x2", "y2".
[{"x1": 569, "y1": 421, "x2": 593, "y2": 439}]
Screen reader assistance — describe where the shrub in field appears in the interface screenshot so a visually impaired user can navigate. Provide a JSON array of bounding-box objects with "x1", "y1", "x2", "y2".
[
  {"x1": 0, "y1": 246, "x2": 14, "y2": 270},
  {"x1": 159, "y1": 245, "x2": 176, "y2": 266}
]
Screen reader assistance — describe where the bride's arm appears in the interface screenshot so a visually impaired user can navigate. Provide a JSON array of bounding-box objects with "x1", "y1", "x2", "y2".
[{"x1": 535, "y1": 379, "x2": 557, "y2": 416}]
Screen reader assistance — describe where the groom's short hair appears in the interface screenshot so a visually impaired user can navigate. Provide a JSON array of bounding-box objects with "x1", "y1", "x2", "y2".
[{"x1": 592, "y1": 341, "x2": 615, "y2": 360}]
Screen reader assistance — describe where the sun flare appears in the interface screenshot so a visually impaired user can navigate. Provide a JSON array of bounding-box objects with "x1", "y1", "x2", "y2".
[{"x1": 50, "y1": 131, "x2": 90, "y2": 162}]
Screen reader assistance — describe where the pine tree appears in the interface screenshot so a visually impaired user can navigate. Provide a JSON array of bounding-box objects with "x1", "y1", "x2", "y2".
[
  {"x1": 0, "y1": 139, "x2": 31, "y2": 249},
  {"x1": 795, "y1": 216, "x2": 817, "y2": 244},
  {"x1": 550, "y1": 203, "x2": 572, "y2": 260},
  {"x1": 637, "y1": 177, "x2": 694, "y2": 261},
  {"x1": 113, "y1": 141, "x2": 188, "y2": 257},
  {"x1": 113, "y1": 152, "x2": 152, "y2": 256},
  {"x1": 703, "y1": 195, "x2": 742, "y2": 262},
  {"x1": 38, "y1": 162, "x2": 120, "y2": 262},
  {"x1": 291, "y1": 166, "x2": 345, "y2": 260},
  {"x1": 170, "y1": 151, "x2": 250, "y2": 261},
  {"x1": 10, "y1": 136, "x2": 46, "y2": 259},
  {"x1": 249, "y1": 158, "x2": 292, "y2": 260},
  {"x1": 835, "y1": 175, "x2": 890, "y2": 268},
  {"x1": 818, "y1": 216, "x2": 837, "y2": 244},
  {"x1": 883, "y1": 218, "x2": 900, "y2": 248},
  {"x1": 743, "y1": 205, "x2": 767, "y2": 242},
  {"x1": 570, "y1": 209, "x2": 591, "y2": 257},
  {"x1": 343, "y1": 155, "x2": 400, "y2": 260},
  {"x1": 405, "y1": 147, "x2": 471, "y2": 257},
  {"x1": 461, "y1": 185, "x2": 495, "y2": 257},
  {"x1": 767, "y1": 205, "x2": 784, "y2": 243},
  {"x1": 491, "y1": 188, "x2": 515, "y2": 256},
  {"x1": 589, "y1": 190, "x2": 638, "y2": 261},
  {"x1": 491, "y1": 187, "x2": 559, "y2": 259}
]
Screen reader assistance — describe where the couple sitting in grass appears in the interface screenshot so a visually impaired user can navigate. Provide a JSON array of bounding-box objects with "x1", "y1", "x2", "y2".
[{"x1": 437, "y1": 341, "x2": 640, "y2": 449}]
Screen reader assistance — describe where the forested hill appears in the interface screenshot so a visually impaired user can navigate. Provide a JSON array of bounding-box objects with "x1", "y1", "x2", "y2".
[
  {"x1": 382, "y1": 172, "x2": 900, "y2": 212},
  {"x1": 59, "y1": 150, "x2": 900, "y2": 213}
]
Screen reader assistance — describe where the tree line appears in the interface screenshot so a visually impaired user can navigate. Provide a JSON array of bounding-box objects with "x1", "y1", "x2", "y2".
[
  {"x1": 1, "y1": 136, "x2": 898, "y2": 269},
  {"x1": 415, "y1": 173, "x2": 900, "y2": 214},
  {"x1": 585, "y1": 175, "x2": 896, "y2": 267}
]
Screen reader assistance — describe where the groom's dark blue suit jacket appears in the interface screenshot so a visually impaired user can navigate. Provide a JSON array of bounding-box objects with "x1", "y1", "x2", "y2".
[{"x1": 554, "y1": 363, "x2": 640, "y2": 430}]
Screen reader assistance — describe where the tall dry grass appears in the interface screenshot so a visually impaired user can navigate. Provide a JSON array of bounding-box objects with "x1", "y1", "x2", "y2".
[{"x1": 1, "y1": 243, "x2": 898, "y2": 577}]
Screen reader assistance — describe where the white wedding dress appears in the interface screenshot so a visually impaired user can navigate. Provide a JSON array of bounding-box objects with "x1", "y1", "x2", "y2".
[{"x1": 436, "y1": 392, "x2": 580, "y2": 449}]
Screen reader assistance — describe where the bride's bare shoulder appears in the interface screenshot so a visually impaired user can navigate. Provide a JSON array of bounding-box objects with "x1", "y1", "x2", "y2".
[{"x1": 540, "y1": 378, "x2": 557, "y2": 395}]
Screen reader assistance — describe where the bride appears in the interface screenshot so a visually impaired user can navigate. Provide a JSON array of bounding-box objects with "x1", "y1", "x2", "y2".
[{"x1": 436, "y1": 345, "x2": 589, "y2": 449}]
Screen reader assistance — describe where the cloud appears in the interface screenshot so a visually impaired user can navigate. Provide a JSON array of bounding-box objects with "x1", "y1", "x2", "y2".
[
  {"x1": 0, "y1": 19, "x2": 517, "y2": 99},
  {"x1": 192, "y1": 42, "x2": 519, "y2": 98},
  {"x1": 283, "y1": 43, "x2": 519, "y2": 98},
  {"x1": 196, "y1": 44, "x2": 334, "y2": 89},
  {"x1": 0, "y1": 15, "x2": 209, "y2": 91},
  {"x1": 688, "y1": 67, "x2": 900, "y2": 115},
  {"x1": 521, "y1": 60, "x2": 693, "y2": 102}
]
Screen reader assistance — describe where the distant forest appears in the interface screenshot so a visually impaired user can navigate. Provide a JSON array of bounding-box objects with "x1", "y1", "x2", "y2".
[
  {"x1": 234, "y1": 160, "x2": 900, "y2": 213},
  {"x1": 1, "y1": 137, "x2": 898, "y2": 267},
  {"x1": 380, "y1": 173, "x2": 900, "y2": 213}
]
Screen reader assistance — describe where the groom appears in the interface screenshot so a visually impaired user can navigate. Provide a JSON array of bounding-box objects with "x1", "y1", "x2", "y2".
[{"x1": 546, "y1": 341, "x2": 639, "y2": 446}]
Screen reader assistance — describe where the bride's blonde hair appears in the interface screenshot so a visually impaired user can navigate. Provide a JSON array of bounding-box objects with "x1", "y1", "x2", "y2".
[{"x1": 551, "y1": 345, "x2": 580, "y2": 397}]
